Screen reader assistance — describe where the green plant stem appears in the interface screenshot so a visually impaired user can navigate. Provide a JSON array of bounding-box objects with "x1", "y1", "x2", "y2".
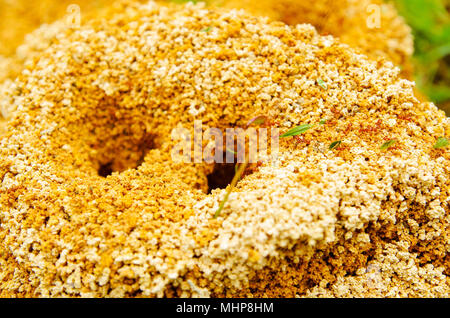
[{"x1": 213, "y1": 161, "x2": 248, "y2": 219}]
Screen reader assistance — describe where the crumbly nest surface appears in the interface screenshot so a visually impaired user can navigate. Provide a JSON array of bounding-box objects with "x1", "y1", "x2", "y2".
[
  {"x1": 0, "y1": 0, "x2": 114, "y2": 57},
  {"x1": 217, "y1": 0, "x2": 414, "y2": 76},
  {"x1": 0, "y1": 0, "x2": 415, "y2": 127},
  {"x1": 0, "y1": 0, "x2": 412, "y2": 79},
  {"x1": 0, "y1": 1, "x2": 449, "y2": 297}
]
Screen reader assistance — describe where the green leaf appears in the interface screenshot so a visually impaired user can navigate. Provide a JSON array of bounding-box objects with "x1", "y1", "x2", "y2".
[
  {"x1": 319, "y1": 119, "x2": 327, "y2": 125},
  {"x1": 201, "y1": 26, "x2": 212, "y2": 32},
  {"x1": 280, "y1": 124, "x2": 313, "y2": 138},
  {"x1": 380, "y1": 139, "x2": 397, "y2": 150},
  {"x1": 433, "y1": 137, "x2": 449, "y2": 149},
  {"x1": 317, "y1": 79, "x2": 328, "y2": 90},
  {"x1": 329, "y1": 140, "x2": 342, "y2": 150},
  {"x1": 246, "y1": 115, "x2": 267, "y2": 128}
]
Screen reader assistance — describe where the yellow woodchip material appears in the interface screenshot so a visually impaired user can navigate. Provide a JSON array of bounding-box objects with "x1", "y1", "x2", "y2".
[{"x1": 0, "y1": 2, "x2": 448, "y2": 297}]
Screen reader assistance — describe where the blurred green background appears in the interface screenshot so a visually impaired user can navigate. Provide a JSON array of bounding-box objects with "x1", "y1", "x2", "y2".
[{"x1": 391, "y1": 0, "x2": 450, "y2": 115}]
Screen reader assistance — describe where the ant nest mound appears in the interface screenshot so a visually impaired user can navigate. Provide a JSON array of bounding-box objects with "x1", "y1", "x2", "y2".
[{"x1": 0, "y1": 1, "x2": 448, "y2": 297}]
